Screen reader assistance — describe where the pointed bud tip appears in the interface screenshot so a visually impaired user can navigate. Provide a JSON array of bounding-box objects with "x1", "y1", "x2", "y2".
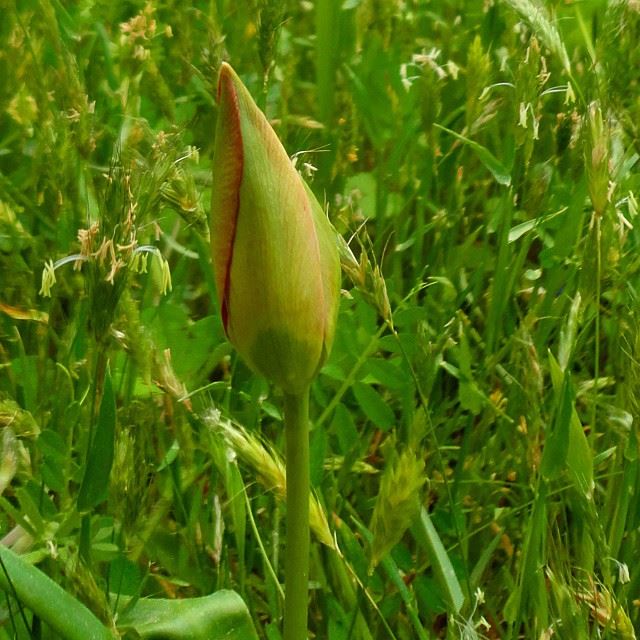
[
  {"x1": 217, "y1": 62, "x2": 238, "y2": 102},
  {"x1": 219, "y1": 61, "x2": 233, "y2": 78}
]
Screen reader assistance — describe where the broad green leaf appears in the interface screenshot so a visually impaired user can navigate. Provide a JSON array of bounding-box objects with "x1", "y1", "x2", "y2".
[
  {"x1": 116, "y1": 590, "x2": 259, "y2": 640},
  {"x1": 11, "y1": 355, "x2": 38, "y2": 413},
  {"x1": 157, "y1": 438, "x2": 180, "y2": 471},
  {"x1": 343, "y1": 173, "x2": 377, "y2": 218},
  {"x1": 38, "y1": 429, "x2": 67, "y2": 464},
  {"x1": 567, "y1": 409, "x2": 594, "y2": 498},
  {"x1": 331, "y1": 403, "x2": 359, "y2": 453},
  {"x1": 353, "y1": 382, "x2": 395, "y2": 429},
  {"x1": 14, "y1": 486, "x2": 46, "y2": 536},
  {"x1": 78, "y1": 367, "x2": 116, "y2": 511},
  {"x1": 108, "y1": 556, "x2": 143, "y2": 598},
  {"x1": 0, "y1": 545, "x2": 113, "y2": 640},
  {"x1": 548, "y1": 353, "x2": 593, "y2": 496},
  {"x1": 364, "y1": 358, "x2": 407, "y2": 390},
  {"x1": 459, "y1": 380, "x2": 484, "y2": 415},
  {"x1": 39, "y1": 429, "x2": 68, "y2": 492},
  {"x1": 548, "y1": 351, "x2": 563, "y2": 391},
  {"x1": 541, "y1": 367, "x2": 573, "y2": 480},
  {"x1": 91, "y1": 542, "x2": 120, "y2": 563}
]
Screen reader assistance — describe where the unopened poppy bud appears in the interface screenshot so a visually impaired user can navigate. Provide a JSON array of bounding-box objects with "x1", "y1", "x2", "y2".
[{"x1": 211, "y1": 63, "x2": 340, "y2": 394}]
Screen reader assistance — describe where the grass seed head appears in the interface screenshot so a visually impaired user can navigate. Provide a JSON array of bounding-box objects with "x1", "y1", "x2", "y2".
[
  {"x1": 205, "y1": 409, "x2": 335, "y2": 548},
  {"x1": 210, "y1": 63, "x2": 341, "y2": 393},
  {"x1": 369, "y1": 447, "x2": 426, "y2": 569},
  {"x1": 585, "y1": 102, "x2": 611, "y2": 216}
]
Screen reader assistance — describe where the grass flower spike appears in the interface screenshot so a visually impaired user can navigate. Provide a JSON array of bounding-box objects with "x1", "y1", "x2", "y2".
[{"x1": 211, "y1": 62, "x2": 340, "y2": 394}]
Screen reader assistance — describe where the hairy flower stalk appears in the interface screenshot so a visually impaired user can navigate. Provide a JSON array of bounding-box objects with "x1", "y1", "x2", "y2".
[{"x1": 210, "y1": 62, "x2": 340, "y2": 639}]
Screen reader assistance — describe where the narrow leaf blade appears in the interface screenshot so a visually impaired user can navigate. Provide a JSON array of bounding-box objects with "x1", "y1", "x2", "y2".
[
  {"x1": 412, "y1": 507, "x2": 465, "y2": 613},
  {"x1": 435, "y1": 124, "x2": 512, "y2": 186},
  {"x1": 78, "y1": 367, "x2": 116, "y2": 511}
]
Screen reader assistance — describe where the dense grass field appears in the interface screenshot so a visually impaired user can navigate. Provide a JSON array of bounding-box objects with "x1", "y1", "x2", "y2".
[{"x1": 1, "y1": 0, "x2": 640, "y2": 638}]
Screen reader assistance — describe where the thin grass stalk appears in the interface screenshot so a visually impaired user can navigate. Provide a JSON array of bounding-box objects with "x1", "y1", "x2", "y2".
[
  {"x1": 592, "y1": 213, "x2": 601, "y2": 441},
  {"x1": 79, "y1": 346, "x2": 107, "y2": 564}
]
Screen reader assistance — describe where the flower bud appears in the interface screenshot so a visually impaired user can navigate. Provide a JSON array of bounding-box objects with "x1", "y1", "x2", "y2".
[{"x1": 211, "y1": 63, "x2": 340, "y2": 394}]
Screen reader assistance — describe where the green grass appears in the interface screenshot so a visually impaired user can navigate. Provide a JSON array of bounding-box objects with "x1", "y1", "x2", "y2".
[{"x1": 1, "y1": 0, "x2": 640, "y2": 638}]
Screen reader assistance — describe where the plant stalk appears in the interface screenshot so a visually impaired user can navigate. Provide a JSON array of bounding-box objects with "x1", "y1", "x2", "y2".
[{"x1": 283, "y1": 388, "x2": 310, "y2": 640}]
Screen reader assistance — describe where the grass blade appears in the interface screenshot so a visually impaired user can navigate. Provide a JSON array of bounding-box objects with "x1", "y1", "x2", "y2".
[
  {"x1": 435, "y1": 123, "x2": 512, "y2": 186},
  {"x1": 412, "y1": 507, "x2": 465, "y2": 614}
]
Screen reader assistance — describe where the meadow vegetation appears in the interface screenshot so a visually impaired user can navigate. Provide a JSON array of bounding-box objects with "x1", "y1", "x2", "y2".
[{"x1": 1, "y1": 0, "x2": 640, "y2": 638}]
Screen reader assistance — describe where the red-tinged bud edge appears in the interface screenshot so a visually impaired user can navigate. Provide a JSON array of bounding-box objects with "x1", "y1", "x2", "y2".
[{"x1": 212, "y1": 63, "x2": 244, "y2": 332}]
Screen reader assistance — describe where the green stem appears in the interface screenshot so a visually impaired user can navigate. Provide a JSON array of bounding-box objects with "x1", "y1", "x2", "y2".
[
  {"x1": 79, "y1": 347, "x2": 107, "y2": 564},
  {"x1": 592, "y1": 213, "x2": 601, "y2": 440},
  {"x1": 283, "y1": 388, "x2": 310, "y2": 640}
]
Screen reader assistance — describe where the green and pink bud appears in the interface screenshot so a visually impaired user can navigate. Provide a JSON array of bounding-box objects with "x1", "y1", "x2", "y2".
[{"x1": 210, "y1": 63, "x2": 340, "y2": 394}]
